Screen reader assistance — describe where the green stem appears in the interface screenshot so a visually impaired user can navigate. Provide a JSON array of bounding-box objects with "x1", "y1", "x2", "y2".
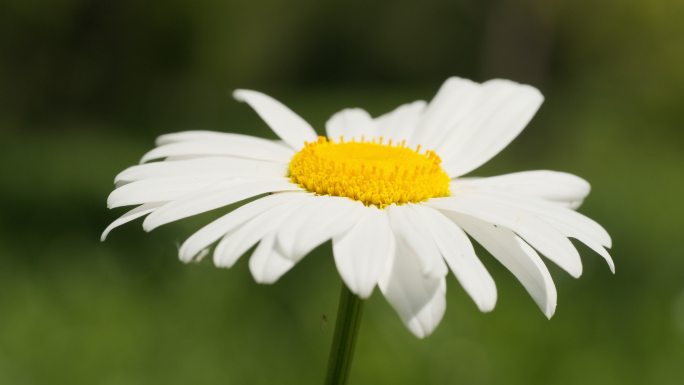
[{"x1": 324, "y1": 283, "x2": 365, "y2": 385}]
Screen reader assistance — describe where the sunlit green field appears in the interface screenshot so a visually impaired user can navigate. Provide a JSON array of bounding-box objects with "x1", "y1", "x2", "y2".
[{"x1": 1, "y1": 0, "x2": 683, "y2": 384}]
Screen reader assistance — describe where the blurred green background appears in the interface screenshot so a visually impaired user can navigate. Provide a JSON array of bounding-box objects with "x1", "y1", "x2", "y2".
[{"x1": 1, "y1": 0, "x2": 683, "y2": 384}]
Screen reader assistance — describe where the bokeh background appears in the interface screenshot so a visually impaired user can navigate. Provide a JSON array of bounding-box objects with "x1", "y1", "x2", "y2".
[{"x1": 1, "y1": 0, "x2": 683, "y2": 384}]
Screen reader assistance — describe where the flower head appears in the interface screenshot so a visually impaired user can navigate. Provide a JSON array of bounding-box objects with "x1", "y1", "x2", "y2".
[{"x1": 104, "y1": 77, "x2": 613, "y2": 338}]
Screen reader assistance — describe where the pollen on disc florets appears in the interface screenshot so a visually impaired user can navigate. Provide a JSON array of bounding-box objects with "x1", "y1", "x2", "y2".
[{"x1": 288, "y1": 136, "x2": 450, "y2": 207}]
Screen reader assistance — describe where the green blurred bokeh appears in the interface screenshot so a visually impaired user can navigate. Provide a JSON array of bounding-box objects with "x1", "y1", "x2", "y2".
[{"x1": 1, "y1": 0, "x2": 683, "y2": 384}]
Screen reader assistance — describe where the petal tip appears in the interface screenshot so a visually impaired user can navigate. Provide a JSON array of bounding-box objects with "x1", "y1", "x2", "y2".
[
  {"x1": 213, "y1": 257, "x2": 229, "y2": 268},
  {"x1": 605, "y1": 237, "x2": 613, "y2": 249},
  {"x1": 544, "y1": 301, "x2": 557, "y2": 319},
  {"x1": 105, "y1": 194, "x2": 117, "y2": 209},
  {"x1": 212, "y1": 246, "x2": 233, "y2": 269},
  {"x1": 251, "y1": 270, "x2": 281, "y2": 285},
  {"x1": 570, "y1": 265, "x2": 583, "y2": 279},
  {"x1": 545, "y1": 308, "x2": 556, "y2": 319},
  {"x1": 477, "y1": 297, "x2": 497, "y2": 313},
  {"x1": 141, "y1": 218, "x2": 157, "y2": 232},
  {"x1": 232, "y1": 89, "x2": 246, "y2": 101},
  {"x1": 407, "y1": 323, "x2": 429, "y2": 339},
  {"x1": 354, "y1": 285, "x2": 374, "y2": 300},
  {"x1": 178, "y1": 246, "x2": 202, "y2": 264}
]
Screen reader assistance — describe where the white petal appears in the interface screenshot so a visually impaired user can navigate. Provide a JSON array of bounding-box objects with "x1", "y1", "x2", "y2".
[
  {"x1": 414, "y1": 205, "x2": 497, "y2": 312},
  {"x1": 101, "y1": 202, "x2": 164, "y2": 241},
  {"x1": 325, "y1": 108, "x2": 377, "y2": 141},
  {"x1": 428, "y1": 195, "x2": 583, "y2": 278},
  {"x1": 471, "y1": 189, "x2": 611, "y2": 246},
  {"x1": 141, "y1": 135, "x2": 294, "y2": 163},
  {"x1": 452, "y1": 213, "x2": 557, "y2": 318},
  {"x1": 116, "y1": 157, "x2": 287, "y2": 185},
  {"x1": 107, "y1": 176, "x2": 219, "y2": 208},
  {"x1": 410, "y1": 77, "x2": 482, "y2": 149},
  {"x1": 591, "y1": 245, "x2": 615, "y2": 273},
  {"x1": 156, "y1": 130, "x2": 287, "y2": 146},
  {"x1": 405, "y1": 279, "x2": 446, "y2": 338},
  {"x1": 142, "y1": 179, "x2": 302, "y2": 231},
  {"x1": 249, "y1": 233, "x2": 296, "y2": 284},
  {"x1": 374, "y1": 100, "x2": 426, "y2": 143},
  {"x1": 388, "y1": 205, "x2": 448, "y2": 278},
  {"x1": 277, "y1": 196, "x2": 365, "y2": 262},
  {"x1": 233, "y1": 89, "x2": 318, "y2": 150},
  {"x1": 437, "y1": 79, "x2": 543, "y2": 177},
  {"x1": 379, "y1": 235, "x2": 446, "y2": 338},
  {"x1": 213, "y1": 199, "x2": 305, "y2": 268},
  {"x1": 178, "y1": 192, "x2": 309, "y2": 262},
  {"x1": 461, "y1": 190, "x2": 614, "y2": 272},
  {"x1": 332, "y1": 206, "x2": 395, "y2": 299},
  {"x1": 456, "y1": 170, "x2": 591, "y2": 209}
]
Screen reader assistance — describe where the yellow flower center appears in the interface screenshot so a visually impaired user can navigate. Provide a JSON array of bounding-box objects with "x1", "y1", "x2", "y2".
[{"x1": 288, "y1": 136, "x2": 450, "y2": 207}]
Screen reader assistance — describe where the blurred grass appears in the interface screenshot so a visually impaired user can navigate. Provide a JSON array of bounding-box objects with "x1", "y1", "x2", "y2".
[{"x1": 1, "y1": 84, "x2": 682, "y2": 385}]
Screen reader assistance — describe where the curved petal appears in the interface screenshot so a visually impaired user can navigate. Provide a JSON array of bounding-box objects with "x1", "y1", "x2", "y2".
[
  {"x1": 414, "y1": 205, "x2": 497, "y2": 312},
  {"x1": 142, "y1": 135, "x2": 294, "y2": 163},
  {"x1": 107, "y1": 176, "x2": 219, "y2": 208},
  {"x1": 178, "y1": 192, "x2": 309, "y2": 262},
  {"x1": 101, "y1": 202, "x2": 164, "y2": 241},
  {"x1": 410, "y1": 77, "x2": 482, "y2": 149},
  {"x1": 213, "y1": 199, "x2": 305, "y2": 268},
  {"x1": 457, "y1": 190, "x2": 614, "y2": 272},
  {"x1": 379, "y1": 234, "x2": 447, "y2": 338},
  {"x1": 325, "y1": 108, "x2": 376, "y2": 141},
  {"x1": 142, "y1": 178, "x2": 302, "y2": 231},
  {"x1": 116, "y1": 157, "x2": 287, "y2": 185},
  {"x1": 155, "y1": 130, "x2": 294, "y2": 148},
  {"x1": 388, "y1": 205, "x2": 448, "y2": 278},
  {"x1": 249, "y1": 233, "x2": 296, "y2": 284},
  {"x1": 276, "y1": 196, "x2": 365, "y2": 262},
  {"x1": 332, "y1": 206, "x2": 395, "y2": 299},
  {"x1": 406, "y1": 279, "x2": 446, "y2": 339},
  {"x1": 157, "y1": 130, "x2": 233, "y2": 145},
  {"x1": 428, "y1": 194, "x2": 583, "y2": 278},
  {"x1": 437, "y1": 79, "x2": 543, "y2": 177},
  {"x1": 374, "y1": 100, "x2": 426, "y2": 143},
  {"x1": 233, "y1": 89, "x2": 318, "y2": 150},
  {"x1": 451, "y1": 213, "x2": 557, "y2": 318},
  {"x1": 456, "y1": 170, "x2": 591, "y2": 209}
]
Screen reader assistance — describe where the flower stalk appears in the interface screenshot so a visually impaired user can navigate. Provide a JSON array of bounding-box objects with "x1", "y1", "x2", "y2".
[{"x1": 324, "y1": 283, "x2": 365, "y2": 385}]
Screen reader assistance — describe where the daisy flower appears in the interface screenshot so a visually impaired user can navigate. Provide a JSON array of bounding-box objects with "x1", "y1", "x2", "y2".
[{"x1": 103, "y1": 77, "x2": 613, "y2": 338}]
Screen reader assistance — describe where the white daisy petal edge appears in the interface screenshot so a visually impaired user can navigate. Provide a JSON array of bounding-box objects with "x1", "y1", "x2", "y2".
[
  {"x1": 414, "y1": 205, "x2": 497, "y2": 312},
  {"x1": 417, "y1": 77, "x2": 544, "y2": 178},
  {"x1": 326, "y1": 108, "x2": 377, "y2": 141},
  {"x1": 379, "y1": 233, "x2": 447, "y2": 338},
  {"x1": 142, "y1": 132, "x2": 294, "y2": 163},
  {"x1": 451, "y1": 213, "x2": 558, "y2": 318},
  {"x1": 249, "y1": 233, "x2": 296, "y2": 284},
  {"x1": 333, "y1": 206, "x2": 395, "y2": 299},
  {"x1": 233, "y1": 89, "x2": 318, "y2": 150},
  {"x1": 104, "y1": 77, "x2": 612, "y2": 339},
  {"x1": 178, "y1": 192, "x2": 310, "y2": 263},
  {"x1": 427, "y1": 194, "x2": 584, "y2": 278},
  {"x1": 456, "y1": 170, "x2": 591, "y2": 209},
  {"x1": 373, "y1": 100, "x2": 426, "y2": 143},
  {"x1": 277, "y1": 196, "x2": 366, "y2": 263}
]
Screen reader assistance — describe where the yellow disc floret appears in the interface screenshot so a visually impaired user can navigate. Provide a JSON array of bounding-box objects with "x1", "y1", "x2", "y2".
[{"x1": 288, "y1": 136, "x2": 450, "y2": 207}]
